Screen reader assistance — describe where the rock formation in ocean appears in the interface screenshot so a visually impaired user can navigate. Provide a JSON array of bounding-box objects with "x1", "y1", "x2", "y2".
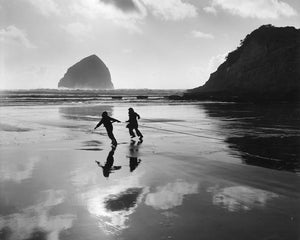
[
  {"x1": 184, "y1": 25, "x2": 300, "y2": 101},
  {"x1": 58, "y1": 55, "x2": 114, "y2": 89}
]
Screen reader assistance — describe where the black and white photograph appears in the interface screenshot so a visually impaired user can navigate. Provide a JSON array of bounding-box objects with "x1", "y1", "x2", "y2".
[{"x1": 0, "y1": 0, "x2": 299, "y2": 239}]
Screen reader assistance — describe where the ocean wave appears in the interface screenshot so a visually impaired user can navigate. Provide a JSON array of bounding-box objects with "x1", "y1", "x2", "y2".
[{"x1": 0, "y1": 89, "x2": 183, "y2": 106}]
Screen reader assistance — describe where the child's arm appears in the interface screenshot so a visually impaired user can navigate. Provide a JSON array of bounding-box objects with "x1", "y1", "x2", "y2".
[
  {"x1": 110, "y1": 117, "x2": 121, "y2": 123},
  {"x1": 136, "y1": 113, "x2": 140, "y2": 119},
  {"x1": 94, "y1": 119, "x2": 103, "y2": 130}
]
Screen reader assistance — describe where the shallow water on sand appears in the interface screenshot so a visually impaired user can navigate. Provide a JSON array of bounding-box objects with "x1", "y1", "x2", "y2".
[{"x1": 0, "y1": 102, "x2": 299, "y2": 240}]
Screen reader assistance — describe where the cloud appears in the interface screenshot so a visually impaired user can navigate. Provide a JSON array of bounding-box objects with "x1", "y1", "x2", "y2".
[
  {"x1": 191, "y1": 30, "x2": 214, "y2": 39},
  {"x1": 62, "y1": 22, "x2": 92, "y2": 39},
  {"x1": 101, "y1": 0, "x2": 140, "y2": 12},
  {"x1": 208, "y1": 53, "x2": 226, "y2": 73},
  {"x1": 0, "y1": 156, "x2": 39, "y2": 183},
  {"x1": 26, "y1": 0, "x2": 60, "y2": 16},
  {"x1": 208, "y1": 185, "x2": 278, "y2": 212},
  {"x1": 77, "y1": 174, "x2": 149, "y2": 235},
  {"x1": 145, "y1": 181, "x2": 198, "y2": 210},
  {"x1": 186, "y1": 53, "x2": 227, "y2": 88},
  {"x1": 141, "y1": 0, "x2": 197, "y2": 20},
  {"x1": 0, "y1": 190, "x2": 75, "y2": 240},
  {"x1": 70, "y1": 0, "x2": 147, "y2": 32},
  {"x1": 70, "y1": 0, "x2": 198, "y2": 31},
  {"x1": 0, "y1": 25, "x2": 36, "y2": 48},
  {"x1": 205, "y1": 0, "x2": 297, "y2": 19},
  {"x1": 203, "y1": 6, "x2": 217, "y2": 14}
]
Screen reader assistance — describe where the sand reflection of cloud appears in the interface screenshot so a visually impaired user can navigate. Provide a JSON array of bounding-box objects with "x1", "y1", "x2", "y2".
[
  {"x1": 0, "y1": 190, "x2": 76, "y2": 240},
  {"x1": 145, "y1": 181, "x2": 198, "y2": 210},
  {"x1": 209, "y1": 186, "x2": 279, "y2": 212},
  {"x1": 80, "y1": 175, "x2": 148, "y2": 235},
  {"x1": 0, "y1": 156, "x2": 39, "y2": 183},
  {"x1": 70, "y1": 167, "x2": 98, "y2": 187}
]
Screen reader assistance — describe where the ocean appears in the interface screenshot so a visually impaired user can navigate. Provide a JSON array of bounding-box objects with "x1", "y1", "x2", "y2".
[{"x1": 0, "y1": 89, "x2": 183, "y2": 106}]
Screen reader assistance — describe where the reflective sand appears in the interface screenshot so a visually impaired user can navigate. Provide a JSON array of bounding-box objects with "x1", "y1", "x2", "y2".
[{"x1": 0, "y1": 102, "x2": 299, "y2": 240}]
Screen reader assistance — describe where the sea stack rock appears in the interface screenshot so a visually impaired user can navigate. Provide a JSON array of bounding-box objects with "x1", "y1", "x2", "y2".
[
  {"x1": 58, "y1": 55, "x2": 114, "y2": 89},
  {"x1": 185, "y1": 25, "x2": 300, "y2": 101}
]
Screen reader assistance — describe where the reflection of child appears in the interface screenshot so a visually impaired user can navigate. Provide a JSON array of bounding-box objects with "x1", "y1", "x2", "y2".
[
  {"x1": 96, "y1": 146, "x2": 121, "y2": 178},
  {"x1": 129, "y1": 157, "x2": 142, "y2": 172},
  {"x1": 126, "y1": 108, "x2": 143, "y2": 139},
  {"x1": 94, "y1": 111, "x2": 120, "y2": 145}
]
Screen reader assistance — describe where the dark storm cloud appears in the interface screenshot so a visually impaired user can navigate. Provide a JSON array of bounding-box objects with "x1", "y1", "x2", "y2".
[{"x1": 100, "y1": 0, "x2": 140, "y2": 12}]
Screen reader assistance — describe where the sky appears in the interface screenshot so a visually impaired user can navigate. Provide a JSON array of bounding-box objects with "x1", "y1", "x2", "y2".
[{"x1": 0, "y1": 0, "x2": 299, "y2": 89}]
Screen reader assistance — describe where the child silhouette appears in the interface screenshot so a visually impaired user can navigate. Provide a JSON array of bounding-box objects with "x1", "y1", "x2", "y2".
[
  {"x1": 94, "y1": 111, "x2": 120, "y2": 145},
  {"x1": 126, "y1": 108, "x2": 143, "y2": 139}
]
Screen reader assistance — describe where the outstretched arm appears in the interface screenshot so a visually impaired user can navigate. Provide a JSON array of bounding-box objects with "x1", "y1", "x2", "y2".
[
  {"x1": 110, "y1": 117, "x2": 121, "y2": 123},
  {"x1": 136, "y1": 113, "x2": 140, "y2": 119},
  {"x1": 94, "y1": 120, "x2": 103, "y2": 130}
]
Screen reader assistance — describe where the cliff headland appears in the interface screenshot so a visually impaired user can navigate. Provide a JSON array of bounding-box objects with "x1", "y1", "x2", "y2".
[{"x1": 183, "y1": 25, "x2": 300, "y2": 102}]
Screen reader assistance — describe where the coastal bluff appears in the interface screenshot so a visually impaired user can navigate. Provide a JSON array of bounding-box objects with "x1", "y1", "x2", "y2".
[
  {"x1": 184, "y1": 25, "x2": 300, "y2": 102},
  {"x1": 58, "y1": 55, "x2": 114, "y2": 89}
]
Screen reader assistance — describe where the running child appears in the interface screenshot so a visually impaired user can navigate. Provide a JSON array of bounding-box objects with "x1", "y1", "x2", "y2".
[
  {"x1": 94, "y1": 111, "x2": 121, "y2": 145},
  {"x1": 126, "y1": 108, "x2": 143, "y2": 139}
]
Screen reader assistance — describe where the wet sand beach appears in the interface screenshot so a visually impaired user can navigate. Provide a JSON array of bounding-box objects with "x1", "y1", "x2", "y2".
[{"x1": 0, "y1": 101, "x2": 299, "y2": 240}]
